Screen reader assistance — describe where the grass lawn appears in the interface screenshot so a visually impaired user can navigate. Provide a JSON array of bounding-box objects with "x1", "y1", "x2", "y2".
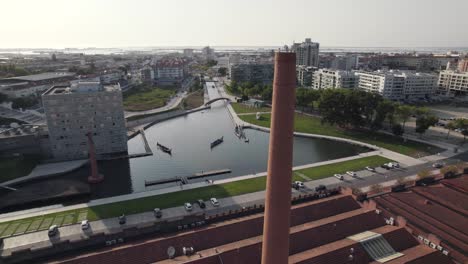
[
  {"x1": 0, "y1": 154, "x2": 41, "y2": 183},
  {"x1": 0, "y1": 155, "x2": 388, "y2": 236},
  {"x1": 123, "y1": 86, "x2": 175, "y2": 111},
  {"x1": 231, "y1": 103, "x2": 271, "y2": 114},
  {"x1": 182, "y1": 90, "x2": 204, "y2": 110},
  {"x1": 240, "y1": 113, "x2": 443, "y2": 157}
]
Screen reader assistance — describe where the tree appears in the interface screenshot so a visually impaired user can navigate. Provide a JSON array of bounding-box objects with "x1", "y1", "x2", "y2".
[
  {"x1": 392, "y1": 124, "x2": 404, "y2": 136},
  {"x1": 218, "y1": 67, "x2": 227, "y2": 76},
  {"x1": 415, "y1": 115, "x2": 438, "y2": 138},
  {"x1": 445, "y1": 121, "x2": 456, "y2": 139},
  {"x1": 318, "y1": 89, "x2": 349, "y2": 127},
  {"x1": 396, "y1": 105, "x2": 414, "y2": 131},
  {"x1": 373, "y1": 100, "x2": 395, "y2": 129},
  {"x1": 454, "y1": 118, "x2": 468, "y2": 143},
  {"x1": 417, "y1": 169, "x2": 431, "y2": 180}
]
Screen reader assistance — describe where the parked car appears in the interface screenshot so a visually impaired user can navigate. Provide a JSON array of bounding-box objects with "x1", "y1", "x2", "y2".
[
  {"x1": 334, "y1": 174, "x2": 344, "y2": 180},
  {"x1": 292, "y1": 181, "x2": 305, "y2": 189},
  {"x1": 381, "y1": 163, "x2": 391, "y2": 170},
  {"x1": 118, "y1": 214, "x2": 126, "y2": 225},
  {"x1": 196, "y1": 199, "x2": 206, "y2": 209},
  {"x1": 48, "y1": 225, "x2": 58, "y2": 237},
  {"x1": 365, "y1": 166, "x2": 376, "y2": 172},
  {"x1": 154, "y1": 208, "x2": 162, "y2": 218},
  {"x1": 184, "y1": 202, "x2": 193, "y2": 211},
  {"x1": 210, "y1": 197, "x2": 219, "y2": 207},
  {"x1": 315, "y1": 185, "x2": 326, "y2": 192},
  {"x1": 346, "y1": 171, "x2": 357, "y2": 177},
  {"x1": 432, "y1": 163, "x2": 444, "y2": 169},
  {"x1": 81, "y1": 220, "x2": 90, "y2": 230}
]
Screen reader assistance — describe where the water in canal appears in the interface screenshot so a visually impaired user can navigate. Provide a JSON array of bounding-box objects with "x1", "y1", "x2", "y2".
[{"x1": 22, "y1": 83, "x2": 369, "y2": 200}]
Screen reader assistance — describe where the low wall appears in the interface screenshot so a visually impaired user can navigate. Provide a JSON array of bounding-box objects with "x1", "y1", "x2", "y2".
[{"x1": 244, "y1": 125, "x2": 378, "y2": 151}]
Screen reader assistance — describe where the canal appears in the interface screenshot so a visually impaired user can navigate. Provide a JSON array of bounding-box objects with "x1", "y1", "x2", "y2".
[{"x1": 12, "y1": 81, "x2": 370, "y2": 200}]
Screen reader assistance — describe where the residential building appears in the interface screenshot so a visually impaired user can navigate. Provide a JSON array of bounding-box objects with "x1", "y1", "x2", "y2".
[
  {"x1": 330, "y1": 54, "x2": 359, "y2": 71},
  {"x1": 296, "y1": 66, "x2": 317, "y2": 88},
  {"x1": 291, "y1": 38, "x2": 320, "y2": 67},
  {"x1": 356, "y1": 70, "x2": 438, "y2": 100},
  {"x1": 229, "y1": 63, "x2": 274, "y2": 84},
  {"x1": 42, "y1": 81, "x2": 127, "y2": 160},
  {"x1": 312, "y1": 69, "x2": 358, "y2": 90},
  {"x1": 202, "y1": 46, "x2": 215, "y2": 61},
  {"x1": 153, "y1": 58, "x2": 187, "y2": 86},
  {"x1": 458, "y1": 58, "x2": 468, "y2": 72},
  {"x1": 140, "y1": 66, "x2": 154, "y2": 85},
  {"x1": 183, "y1": 48, "x2": 194, "y2": 58},
  {"x1": 438, "y1": 70, "x2": 468, "y2": 96}
]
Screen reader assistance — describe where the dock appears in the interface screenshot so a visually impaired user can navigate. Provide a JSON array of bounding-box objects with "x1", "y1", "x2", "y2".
[
  {"x1": 188, "y1": 169, "x2": 232, "y2": 180},
  {"x1": 145, "y1": 169, "x2": 231, "y2": 187}
]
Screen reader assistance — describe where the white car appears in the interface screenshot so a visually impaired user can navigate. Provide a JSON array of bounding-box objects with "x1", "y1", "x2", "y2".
[
  {"x1": 184, "y1": 202, "x2": 193, "y2": 211},
  {"x1": 81, "y1": 220, "x2": 90, "y2": 230},
  {"x1": 365, "y1": 166, "x2": 376, "y2": 172},
  {"x1": 346, "y1": 171, "x2": 357, "y2": 177},
  {"x1": 210, "y1": 197, "x2": 220, "y2": 207},
  {"x1": 389, "y1": 162, "x2": 400, "y2": 168},
  {"x1": 334, "y1": 174, "x2": 344, "y2": 180},
  {"x1": 293, "y1": 181, "x2": 305, "y2": 188}
]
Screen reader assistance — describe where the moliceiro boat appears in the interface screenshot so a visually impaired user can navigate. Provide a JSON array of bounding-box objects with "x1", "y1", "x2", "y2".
[
  {"x1": 210, "y1": 136, "x2": 224, "y2": 149},
  {"x1": 157, "y1": 142, "x2": 172, "y2": 154}
]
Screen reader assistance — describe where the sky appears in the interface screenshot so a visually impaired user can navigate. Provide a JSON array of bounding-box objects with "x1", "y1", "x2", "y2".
[{"x1": 1, "y1": 0, "x2": 468, "y2": 48}]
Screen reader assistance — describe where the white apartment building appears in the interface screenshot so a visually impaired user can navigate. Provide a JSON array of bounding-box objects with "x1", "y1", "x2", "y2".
[
  {"x1": 292, "y1": 38, "x2": 320, "y2": 67},
  {"x1": 42, "y1": 82, "x2": 127, "y2": 160},
  {"x1": 312, "y1": 69, "x2": 358, "y2": 90},
  {"x1": 438, "y1": 71, "x2": 468, "y2": 96},
  {"x1": 356, "y1": 70, "x2": 437, "y2": 100},
  {"x1": 296, "y1": 66, "x2": 317, "y2": 88}
]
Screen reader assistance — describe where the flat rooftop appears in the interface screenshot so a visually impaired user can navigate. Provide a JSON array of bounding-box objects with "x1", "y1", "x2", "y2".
[
  {"x1": 6, "y1": 72, "x2": 75, "y2": 82},
  {"x1": 43, "y1": 82, "x2": 120, "y2": 96}
]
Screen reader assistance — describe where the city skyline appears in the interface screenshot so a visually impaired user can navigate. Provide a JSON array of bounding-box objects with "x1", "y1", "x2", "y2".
[{"x1": 1, "y1": 0, "x2": 468, "y2": 49}]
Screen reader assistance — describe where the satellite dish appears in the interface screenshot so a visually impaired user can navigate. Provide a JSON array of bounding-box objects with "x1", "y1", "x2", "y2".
[{"x1": 167, "y1": 246, "x2": 176, "y2": 259}]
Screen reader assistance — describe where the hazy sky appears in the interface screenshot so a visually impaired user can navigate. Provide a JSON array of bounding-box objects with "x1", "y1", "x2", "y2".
[{"x1": 1, "y1": 0, "x2": 467, "y2": 48}]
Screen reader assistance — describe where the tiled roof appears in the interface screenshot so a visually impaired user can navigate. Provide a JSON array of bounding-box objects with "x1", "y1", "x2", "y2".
[{"x1": 373, "y1": 175, "x2": 468, "y2": 264}]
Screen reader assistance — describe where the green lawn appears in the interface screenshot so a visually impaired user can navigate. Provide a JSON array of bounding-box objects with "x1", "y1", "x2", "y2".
[
  {"x1": 0, "y1": 155, "x2": 388, "y2": 236},
  {"x1": 240, "y1": 113, "x2": 443, "y2": 157},
  {"x1": 123, "y1": 86, "x2": 175, "y2": 111},
  {"x1": 0, "y1": 117, "x2": 24, "y2": 126},
  {"x1": 0, "y1": 154, "x2": 41, "y2": 183},
  {"x1": 231, "y1": 103, "x2": 271, "y2": 114},
  {"x1": 182, "y1": 90, "x2": 205, "y2": 110}
]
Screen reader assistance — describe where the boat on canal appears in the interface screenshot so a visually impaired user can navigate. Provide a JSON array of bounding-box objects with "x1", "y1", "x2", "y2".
[
  {"x1": 157, "y1": 142, "x2": 172, "y2": 155},
  {"x1": 210, "y1": 136, "x2": 224, "y2": 149}
]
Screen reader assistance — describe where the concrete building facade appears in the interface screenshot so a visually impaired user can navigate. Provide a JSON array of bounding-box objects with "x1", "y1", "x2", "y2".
[
  {"x1": 291, "y1": 38, "x2": 320, "y2": 67},
  {"x1": 356, "y1": 70, "x2": 438, "y2": 100},
  {"x1": 42, "y1": 82, "x2": 127, "y2": 160},
  {"x1": 438, "y1": 70, "x2": 468, "y2": 96},
  {"x1": 312, "y1": 69, "x2": 358, "y2": 90},
  {"x1": 296, "y1": 66, "x2": 317, "y2": 88},
  {"x1": 458, "y1": 58, "x2": 468, "y2": 72},
  {"x1": 229, "y1": 63, "x2": 274, "y2": 84}
]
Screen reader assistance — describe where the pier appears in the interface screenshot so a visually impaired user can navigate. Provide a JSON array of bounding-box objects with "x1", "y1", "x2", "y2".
[{"x1": 144, "y1": 169, "x2": 231, "y2": 187}]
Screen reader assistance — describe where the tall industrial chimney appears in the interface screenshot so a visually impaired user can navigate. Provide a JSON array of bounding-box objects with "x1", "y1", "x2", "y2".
[{"x1": 261, "y1": 52, "x2": 296, "y2": 264}]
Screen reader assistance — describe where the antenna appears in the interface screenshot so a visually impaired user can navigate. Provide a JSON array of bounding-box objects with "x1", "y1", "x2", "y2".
[{"x1": 167, "y1": 246, "x2": 176, "y2": 259}]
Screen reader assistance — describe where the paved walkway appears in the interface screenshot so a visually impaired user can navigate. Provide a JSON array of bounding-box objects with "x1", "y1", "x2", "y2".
[{"x1": 0, "y1": 159, "x2": 88, "y2": 187}]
